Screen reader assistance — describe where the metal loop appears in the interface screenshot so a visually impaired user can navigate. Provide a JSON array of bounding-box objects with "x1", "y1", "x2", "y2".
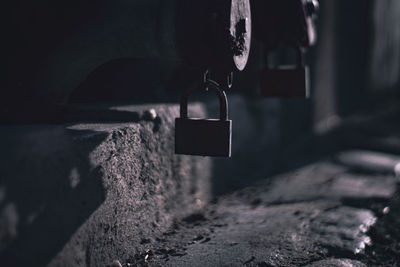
[
  {"x1": 180, "y1": 78, "x2": 228, "y2": 121},
  {"x1": 227, "y1": 72, "x2": 233, "y2": 89},
  {"x1": 203, "y1": 69, "x2": 210, "y2": 84},
  {"x1": 203, "y1": 69, "x2": 233, "y2": 90}
]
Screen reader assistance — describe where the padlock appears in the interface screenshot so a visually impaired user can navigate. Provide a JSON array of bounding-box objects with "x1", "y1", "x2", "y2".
[
  {"x1": 261, "y1": 47, "x2": 310, "y2": 98},
  {"x1": 175, "y1": 80, "x2": 232, "y2": 157}
]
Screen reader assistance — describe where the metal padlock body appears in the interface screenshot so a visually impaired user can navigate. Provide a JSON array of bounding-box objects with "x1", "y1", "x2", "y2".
[
  {"x1": 175, "y1": 81, "x2": 232, "y2": 157},
  {"x1": 261, "y1": 47, "x2": 310, "y2": 98},
  {"x1": 261, "y1": 66, "x2": 310, "y2": 98}
]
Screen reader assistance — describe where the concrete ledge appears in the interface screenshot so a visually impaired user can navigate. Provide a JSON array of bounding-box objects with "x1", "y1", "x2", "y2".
[{"x1": 0, "y1": 104, "x2": 211, "y2": 267}]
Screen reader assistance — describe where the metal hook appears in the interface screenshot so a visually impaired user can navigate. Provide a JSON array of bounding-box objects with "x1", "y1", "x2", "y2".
[{"x1": 227, "y1": 72, "x2": 233, "y2": 89}]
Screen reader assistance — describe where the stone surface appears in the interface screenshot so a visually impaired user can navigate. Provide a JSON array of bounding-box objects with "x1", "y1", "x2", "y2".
[
  {"x1": 360, "y1": 184, "x2": 400, "y2": 266},
  {"x1": 157, "y1": 202, "x2": 330, "y2": 267},
  {"x1": 0, "y1": 104, "x2": 211, "y2": 267},
  {"x1": 304, "y1": 258, "x2": 366, "y2": 267},
  {"x1": 127, "y1": 159, "x2": 395, "y2": 266},
  {"x1": 329, "y1": 174, "x2": 397, "y2": 199},
  {"x1": 226, "y1": 162, "x2": 398, "y2": 205},
  {"x1": 336, "y1": 150, "x2": 400, "y2": 175},
  {"x1": 1, "y1": 101, "x2": 399, "y2": 266},
  {"x1": 310, "y1": 207, "x2": 375, "y2": 255},
  {"x1": 143, "y1": 200, "x2": 376, "y2": 267}
]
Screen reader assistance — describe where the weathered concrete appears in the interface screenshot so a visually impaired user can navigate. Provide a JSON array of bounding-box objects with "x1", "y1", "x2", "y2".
[
  {"x1": 149, "y1": 202, "x2": 373, "y2": 267},
  {"x1": 0, "y1": 104, "x2": 211, "y2": 267},
  {"x1": 1, "y1": 101, "x2": 399, "y2": 266},
  {"x1": 228, "y1": 162, "x2": 397, "y2": 205},
  {"x1": 336, "y1": 150, "x2": 400, "y2": 175},
  {"x1": 304, "y1": 258, "x2": 366, "y2": 267},
  {"x1": 125, "y1": 159, "x2": 398, "y2": 266},
  {"x1": 310, "y1": 206, "x2": 375, "y2": 255}
]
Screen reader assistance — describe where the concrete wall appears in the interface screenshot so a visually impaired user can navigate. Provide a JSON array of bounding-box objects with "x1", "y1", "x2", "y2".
[{"x1": 0, "y1": 104, "x2": 211, "y2": 266}]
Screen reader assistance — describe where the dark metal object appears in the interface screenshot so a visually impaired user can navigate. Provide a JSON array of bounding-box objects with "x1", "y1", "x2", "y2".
[
  {"x1": 228, "y1": 0, "x2": 252, "y2": 71},
  {"x1": 261, "y1": 47, "x2": 309, "y2": 98},
  {"x1": 177, "y1": 0, "x2": 251, "y2": 71},
  {"x1": 261, "y1": 67, "x2": 309, "y2": 98},
  {"x1": 305, "y1": 0, "x2": 319, "y2": 18},
  {"x1": 175, "y1": 80, "x2": 232, "y2": 157},
  {"x1": 252, "y1": 0, "x2": 318, "y2": 98},
  {"x1": 177, "y1": 0, "x2": 251, "y2": 88}
]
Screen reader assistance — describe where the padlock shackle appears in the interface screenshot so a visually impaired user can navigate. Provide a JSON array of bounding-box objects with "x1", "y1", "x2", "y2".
[{"x1": 180, "y1": 80, "x2": 228, "y2": 121}]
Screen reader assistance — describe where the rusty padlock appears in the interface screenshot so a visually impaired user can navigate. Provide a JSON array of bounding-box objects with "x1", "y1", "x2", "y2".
[
  {"x1": 261, "y1": 46, "x2": 310, "y2": 98},
  {"x1": 175, "y1": 80, "x2": 232, "y2": 157}
]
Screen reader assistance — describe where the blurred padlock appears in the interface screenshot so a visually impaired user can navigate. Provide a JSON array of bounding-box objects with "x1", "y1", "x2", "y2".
[
  {"x1": 175, "y1": 80, "x2": 232, "y2": 157},
  {"x1": 261, "y1": 46, "x2": 310, "y2": 98}
]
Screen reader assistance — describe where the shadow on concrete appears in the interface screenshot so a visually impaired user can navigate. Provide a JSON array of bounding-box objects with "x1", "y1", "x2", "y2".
[
  {"x1": 208, "y1": 94, "x2": 313, "y2": 195},
  {"x1": 0, "y1": 126, "x2": 108, "y2": 267},
  {"x1": 211, "y1": 101, "x2": 400, "y2": 196}
]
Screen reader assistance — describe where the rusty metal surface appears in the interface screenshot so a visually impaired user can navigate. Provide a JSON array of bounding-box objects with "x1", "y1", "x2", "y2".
[
  {"x1": 229, "y1": 0, "x2": 252, "y2": 71},
  {"x1": 176, "y1": 0, "x2": 251, "y2": 73}
]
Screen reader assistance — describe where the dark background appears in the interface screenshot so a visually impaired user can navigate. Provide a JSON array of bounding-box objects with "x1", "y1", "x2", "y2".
[{"x1": 2, "y1": 0, "x2": 400, "y2": 192}]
